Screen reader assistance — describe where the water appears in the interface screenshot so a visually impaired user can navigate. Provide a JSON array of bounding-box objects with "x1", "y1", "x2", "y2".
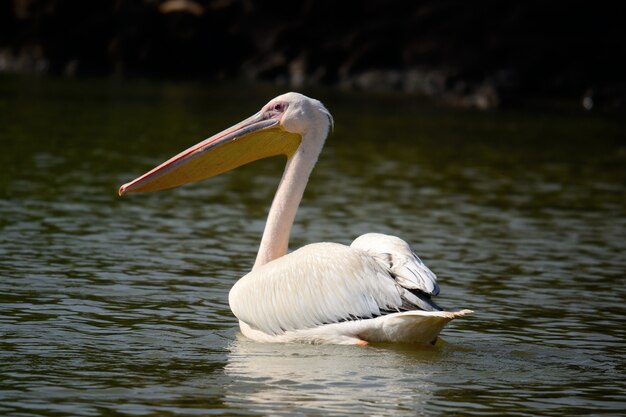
[{"x1": 1, "y1": 76, "x2": 625, "y2": 416}]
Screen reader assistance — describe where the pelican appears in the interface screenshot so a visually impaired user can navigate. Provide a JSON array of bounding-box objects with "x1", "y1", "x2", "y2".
[{"x1": 119, "y1": 92, "x2": 472, "y2": 345}]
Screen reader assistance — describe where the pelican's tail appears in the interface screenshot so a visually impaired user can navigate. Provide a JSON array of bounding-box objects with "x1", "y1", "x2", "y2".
[{"x1": 358, "y1": 309, "x2": 474, "y2": 345}]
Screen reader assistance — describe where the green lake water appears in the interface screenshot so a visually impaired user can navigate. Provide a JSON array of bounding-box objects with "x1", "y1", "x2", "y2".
[{"x1": 0, "y1": 76, "x2": 625, "y2": 416}]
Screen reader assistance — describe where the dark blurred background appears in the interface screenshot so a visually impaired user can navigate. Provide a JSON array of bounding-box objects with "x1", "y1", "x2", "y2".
[{"x1": 1, "y1": 0, "x2": 625, "y2": 109}]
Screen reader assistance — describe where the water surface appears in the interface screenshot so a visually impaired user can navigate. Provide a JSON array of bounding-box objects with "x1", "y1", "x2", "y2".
[{"x1": 1, "y1": 76, "x2": 625, "y2": 416}]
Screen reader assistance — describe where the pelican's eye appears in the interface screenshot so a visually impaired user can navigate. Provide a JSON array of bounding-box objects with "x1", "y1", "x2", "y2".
[{"x1": 264, "y1": 102, "x2": 287, "y2": 120}]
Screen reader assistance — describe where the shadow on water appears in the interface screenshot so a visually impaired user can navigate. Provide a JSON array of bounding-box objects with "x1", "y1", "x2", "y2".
[{"x1": 0, "y1": 75, "x2": 625, "y2": 416}]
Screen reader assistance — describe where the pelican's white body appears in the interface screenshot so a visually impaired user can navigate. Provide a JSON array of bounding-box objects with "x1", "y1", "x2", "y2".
[{"x1": 230, "y1": 236, "x2": 471, "y2": 345}]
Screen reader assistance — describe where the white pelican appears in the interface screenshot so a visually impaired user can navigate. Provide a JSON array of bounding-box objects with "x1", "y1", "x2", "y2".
[{"x1": 119, "y1": 92, "x2": 472, "y2": 345}]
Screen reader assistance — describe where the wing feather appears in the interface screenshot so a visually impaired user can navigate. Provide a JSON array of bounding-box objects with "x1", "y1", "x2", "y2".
[
  {"x1": 229, "y1": 242, "x2": 403, "y2": 335},
  {"x1": 351, "y1": 233, "x2": 440, "y2": 296}
]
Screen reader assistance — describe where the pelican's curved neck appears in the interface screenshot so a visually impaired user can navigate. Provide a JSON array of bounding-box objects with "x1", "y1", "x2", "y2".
[{"x1": 253, "y1": 126, "x2": 327, "y2": 269}]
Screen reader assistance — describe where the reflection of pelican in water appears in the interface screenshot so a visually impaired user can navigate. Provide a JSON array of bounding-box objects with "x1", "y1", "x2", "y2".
[
  {"x1": 120, "y1": 92, "x2": 472, "y2": 345},
  {"x1": 224, "y1": 337, "x2": 439, "y2": 414}
]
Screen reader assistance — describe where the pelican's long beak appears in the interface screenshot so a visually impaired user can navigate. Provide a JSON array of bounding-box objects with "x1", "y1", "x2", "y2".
[{"x1": 119, "y1": 112, "x2": 301, "y2": 196}]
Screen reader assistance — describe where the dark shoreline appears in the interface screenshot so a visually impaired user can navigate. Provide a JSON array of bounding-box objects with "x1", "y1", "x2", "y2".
[{"x1": 2, "y1": 1, "x2": 625, "y2": 110}]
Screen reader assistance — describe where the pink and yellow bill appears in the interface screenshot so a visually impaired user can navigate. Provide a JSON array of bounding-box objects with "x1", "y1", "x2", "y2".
[{"x1": 119, "y1": 113, "x2": 302, "y2": 196}]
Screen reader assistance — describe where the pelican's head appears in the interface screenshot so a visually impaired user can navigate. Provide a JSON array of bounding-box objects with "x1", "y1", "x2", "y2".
[
  {"x1": 118, "y1": 92, "x2": 332, "y2": 196},
  {"x1": 262, "y1": 92, "x2": 333, "y2": 137}
]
